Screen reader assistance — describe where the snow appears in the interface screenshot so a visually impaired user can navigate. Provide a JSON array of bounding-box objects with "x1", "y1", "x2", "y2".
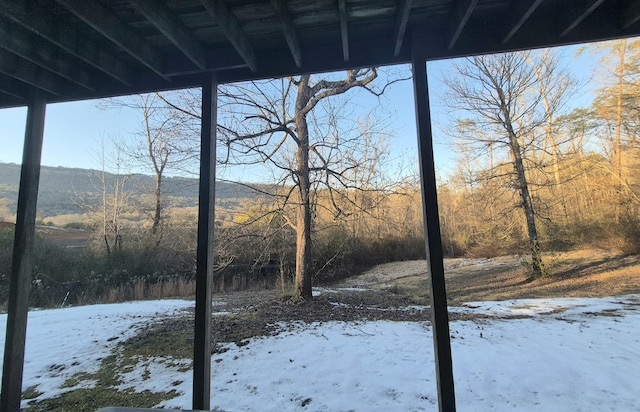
[
  {"x1": 0, "y1": 299, "x2": 193, "y2": 406},
  {"x1": 1, "y1": 295, "x2": 639, "y2": 411}
]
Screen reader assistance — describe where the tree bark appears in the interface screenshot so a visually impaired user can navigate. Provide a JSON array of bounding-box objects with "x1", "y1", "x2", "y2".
[
  {"x1": 614, "y1": 40, "x2": 626, "y2": 222},
  {"x1": 153, "y1": 172, "x2": 162, "y2": 232},
  {"x1": 294, "y1": 75, "x2": 313, "y2": 300}
]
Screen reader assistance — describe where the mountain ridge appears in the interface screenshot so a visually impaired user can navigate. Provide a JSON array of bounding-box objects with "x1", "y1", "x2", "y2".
[{"x1": 0, "y1": 162, "x2": 259, "y2": 217}]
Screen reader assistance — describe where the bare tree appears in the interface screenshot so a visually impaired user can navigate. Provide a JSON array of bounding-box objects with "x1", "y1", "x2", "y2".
[
  {"x1": 101, "y1": 94, "x2": 200, "y2": 235},
  {"x1": 444, "y1": 51, "x2": 568, "y2": 278},
  {"x1": 97, "y1": 137, "x2": 131, "y2": 256},
  {"x1": 215, "y1": 69, "x2": 402, "y2": 300},
  {"x1": 587, "y1": 39, "x2": 640, "y2": 220}
]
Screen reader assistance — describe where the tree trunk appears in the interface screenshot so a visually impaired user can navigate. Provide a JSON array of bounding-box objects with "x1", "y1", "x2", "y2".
[
  {"x1": 498, "y1": 89, "x2": 546, "y2": 278},
  {"x1": 294, "y1": 76, "x2": 313, "y2": 300},
  {"x1": 152, "y1": 173, "x2": 162, "y2": 233},
  {"x1": 614, "y1": 40, "x2": 626, "y2": 222}
]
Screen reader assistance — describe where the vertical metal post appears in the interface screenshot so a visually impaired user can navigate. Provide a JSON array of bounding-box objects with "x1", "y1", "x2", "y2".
[
  {"x1": 411, "y1": 51, "x2": 456, "y2": 410},
  {"x1": 1, "y1": 92, "x2": 46, "y2": 412},
  {"x1": 193, "y1": 73, "x2": 217, "y2": 410}
]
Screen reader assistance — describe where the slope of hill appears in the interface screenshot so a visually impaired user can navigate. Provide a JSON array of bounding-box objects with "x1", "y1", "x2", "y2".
[{"x1": 0, "y1": 162, "x2": 260, "y2": 217}]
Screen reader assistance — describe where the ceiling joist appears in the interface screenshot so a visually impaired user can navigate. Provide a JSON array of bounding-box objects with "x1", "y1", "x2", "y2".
[
  {"x1": 448, "y1": 0, "x2": 478, "y2": 50},
  {"x1": 0, "y1": 0, "x2": 134, "y2": 86},
  {"x1": 624, "y1": 1, "x2": 640, "y2": 29},
  {"x1": 394, "y1": 0, "x2": 413, "y2": 56},
  {"x1": 55, "y1": 0, "x2": 169, "y2": 80},
  {"x1": 0, "y1": 49, "x2": 64, "y2": 96},
  {"x1": 129, "y1": 0, "x2": 206, "y2": 70},
  {"x1": 561, "y1": 0, "x2": 606, "y2": 37},
  {"x1": 0, "y1": 19, "x2": 95, "y2": 91},
  {"x1": 502, "y1": 0, "x2": 543, "y2": 44},
  {"x1": 0, "y1": 74, "x2": 29, "y2": 101},
  {"x1": 200, "y1": 0, "x2": 257, "y2": 72},
  {"x1": 271, "y1": 0, "x2": 302, "y2": 68},
  {"x1": 2, "y1": 0, "x2": 640, "y2": 110},
  {"x1": 338, "y1": 0, "x2": 349, "y2": 62}
]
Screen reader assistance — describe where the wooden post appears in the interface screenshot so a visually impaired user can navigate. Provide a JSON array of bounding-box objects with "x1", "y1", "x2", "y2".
[
  {"x1": 193, "y1": 73, "x2": 217, "y2": 410},
  {"x1": 1, "y1": 92, "x2": 46, "y2": 412},
  {"x1": 411, "y1": 50, "x2": 456, "y2": 410}
]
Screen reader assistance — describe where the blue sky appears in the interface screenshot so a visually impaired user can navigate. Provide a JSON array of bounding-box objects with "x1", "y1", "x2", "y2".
[{"x1": 0, "y1": 44, "x2": 599, "y2": 182}]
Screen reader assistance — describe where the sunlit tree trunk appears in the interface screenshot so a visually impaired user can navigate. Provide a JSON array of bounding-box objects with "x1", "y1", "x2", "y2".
[
  {"x1": 294, "y1": 75, "x2": 313, "y2": 300},
  {"x1": 498, "y1": 87, "x2": 546, "y2": 278},
  {"x1": 614, "y1": 41, "x2": 626, "y2": 222}
]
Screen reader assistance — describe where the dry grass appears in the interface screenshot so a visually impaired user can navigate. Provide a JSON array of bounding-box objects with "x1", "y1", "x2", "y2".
[
  {"x1": 104, "y1": 278, "x2": 196, "y2": 303},
  {"x1": 342, "y1": 249, "x2": 640, "y2": 305}
]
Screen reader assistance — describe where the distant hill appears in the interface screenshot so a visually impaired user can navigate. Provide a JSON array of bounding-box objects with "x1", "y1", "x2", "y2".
[{"x1": 0, "y1": 162, "x2": 261, "y2": 217}]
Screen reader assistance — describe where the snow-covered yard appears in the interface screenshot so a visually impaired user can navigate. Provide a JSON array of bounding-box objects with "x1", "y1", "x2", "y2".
[{"x1": 1, "y1": 294, "x2": 639, "y2": 411}]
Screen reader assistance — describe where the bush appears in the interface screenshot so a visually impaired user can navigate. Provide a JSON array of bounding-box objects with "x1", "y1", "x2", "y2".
[{"x1": 602, "y1": 215, "x2": 640, "y2": 255}]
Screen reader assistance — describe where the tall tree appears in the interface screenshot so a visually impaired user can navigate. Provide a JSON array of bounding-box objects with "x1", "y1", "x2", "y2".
[
  {"x1": 102, "y1": 94, "x2": 199, "y2": 235},
  {"x1": 444, "y1": 51, "x2": 569, "y2": 278},
  {"x1": 217, "y1": 69, "x2": 399, "y2": 300},
  {"x1": 588, "y1": 39, "x2": 640, "y2": 220}
]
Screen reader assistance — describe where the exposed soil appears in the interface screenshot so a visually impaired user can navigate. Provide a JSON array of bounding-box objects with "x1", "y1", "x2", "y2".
[{"x1": 131, "y1": 288, "x2": 444, "y2": 356}]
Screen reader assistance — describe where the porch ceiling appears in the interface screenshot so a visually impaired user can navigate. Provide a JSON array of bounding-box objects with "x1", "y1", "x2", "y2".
[{"x1": 1, "y1": 0, "x2": 640, "y2": 108}]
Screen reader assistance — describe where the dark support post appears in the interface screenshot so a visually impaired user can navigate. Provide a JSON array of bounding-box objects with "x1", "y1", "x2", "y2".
[
  {"x1": 193, "y1": 73, "x2": 217, "y2": 410},
  {"x1": 1, "y1": 92, "x2": 46, "y2": 411},
  {"x1": 411, "y1": 50, "x2": 456, "y2": 411}
]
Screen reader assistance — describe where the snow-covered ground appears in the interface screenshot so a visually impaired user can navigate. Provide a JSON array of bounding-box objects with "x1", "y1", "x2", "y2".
[{"x1": 1, "y1": 294, "x2": 639, "y2": 411}]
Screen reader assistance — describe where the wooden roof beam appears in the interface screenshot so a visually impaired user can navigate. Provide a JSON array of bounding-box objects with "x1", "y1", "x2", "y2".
[
  {"x1": 271, "y1": 0, "x2": 302, "y2": 67},
  {"x1": 394, "y1": 0, "x2": 413, "y2": 56},
  {"x1": 0, "y1": 93, "x2": 25, "y2": 108},
  {"x1": 502, "y1": 0, "x2": 543, "y2": 44},
  {"x1": 0, "y1": 74, "x2": 29, "y2": 101},
  {"x1": 448, "y1": 0, "x2": 478, "y2": 50},
  {"x1": 55, "y1": 0, "x2": 169, "y2": 80},
  {"x1": 200, "y1": 0, "x2": 257, "y2": 72},
  {"x1": 623, "y1": 0, "x2": 640, "y2": 29},
  {"x1": 338, "y1": 0, "x2": 349, "y2": 61},
  {"x1": 129, "y1": 0, "x2": 206, "y2": 70},
  {"x1": 0, "y1": 19, "x2": 96, "y2": 91},
  {"x1": 561, "y1": 0, "x2": 606, "y2": 37},
  {"x1": 0, "y1": 0, "x2": 134, "y2": 86},
  {"x1": 0, "y1": 49, "x2": 63, "y2": 95}
]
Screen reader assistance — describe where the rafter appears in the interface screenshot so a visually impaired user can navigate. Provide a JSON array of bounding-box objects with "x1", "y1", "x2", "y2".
[
  {"x1": 200, "y1": 0, "x2": 257, "y2": 72},
  {"x1": 0, "y1": 0, "x2": 134, "y2": 86},
  {"x1": 502, "y1": 0, "x2": 543, "y2": 44},
  {"x1": 0, "y1": 19, "x2": 95, "y2": 90},
  {"x1": 129, "y1": 0, "x2": 206, "y2": 70},
  {"x1": 0, "y1": 73, "x2": 29, "y2": 101},
  {"x1": 163, "y1": 48, "x2": 247, "y2": 76},
  {"x1": 55, "y1": 0, "x2": 168, "y2": 80},
  {"x1": 394, "y1": 0, "x2": 413, "y2": 56},
  {"x1": 561, "y1": 0, "x2": 605, "y2": 37},
  {"x1": 623, "y1": 0, "x2": 640, "y2": 29},
  {"x1": 271, "y1": 0, "x2": 302, "y2": 67},
  {"x1": 338, "y1": 0, "x2": 349, "y2": 61},
  {"x1": 448, "y1": 0, "x2": 478, "y2": 50},
  {"x1": 0, "y1": 49, "x2": 64, "y2": 95}
]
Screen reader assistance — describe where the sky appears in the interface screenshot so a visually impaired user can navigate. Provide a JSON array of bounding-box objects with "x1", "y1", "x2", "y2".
[
  {"x1": 1, "y1": 288, "x2": 638, "y2": 410},
  {"x1": 0, "y1": 43, "x2": 602, "y2": 183}
]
